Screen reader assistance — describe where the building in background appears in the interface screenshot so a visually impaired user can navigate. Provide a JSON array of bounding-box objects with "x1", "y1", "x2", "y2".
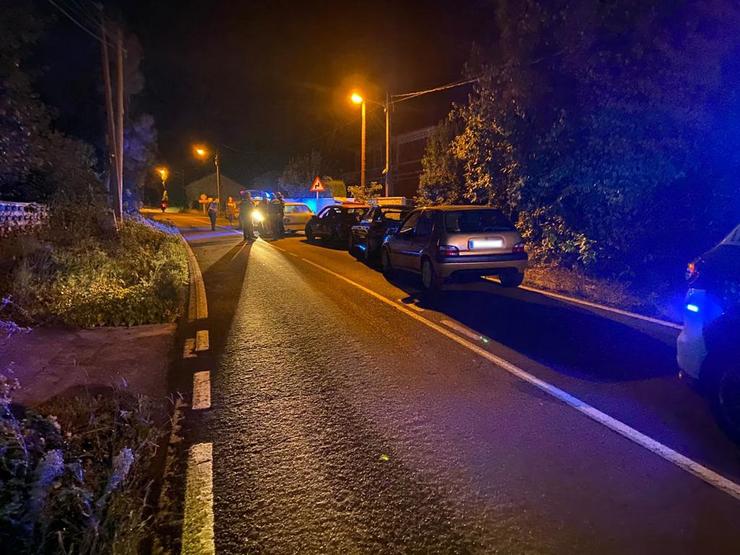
[{"x1": 184, "y1": 173, "x2": 246, "y2": 208}]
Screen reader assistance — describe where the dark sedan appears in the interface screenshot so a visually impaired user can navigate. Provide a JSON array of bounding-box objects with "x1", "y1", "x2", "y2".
[
  {"x1": 348, "y1": 204, "x2": 412, "y2": 262},
  {"x1": 305, "y1": 204, "x2": 369, "y2": 244}
]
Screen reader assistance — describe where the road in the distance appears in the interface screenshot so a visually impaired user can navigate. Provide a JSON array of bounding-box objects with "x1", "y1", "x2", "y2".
[{"x1": 165, "y1": 213, "x2": 740, "y2": 553}]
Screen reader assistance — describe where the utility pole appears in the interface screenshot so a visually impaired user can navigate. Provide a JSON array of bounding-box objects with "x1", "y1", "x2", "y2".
[
  {"x1": 100, "y1": 22, "x2": 118, "y2": 220},
  {"x1": 115, "y1": 27, "x2": 125, "y2": 223},
  {"x1": 214, "y1": 153, "x2": 222, "y2": 213},
  {"x1": 384, "y1": 91, "x2": 391, "y2": 197},
  {"x1": 360, "y1": 99, "x2": 366, "y2": 189}
]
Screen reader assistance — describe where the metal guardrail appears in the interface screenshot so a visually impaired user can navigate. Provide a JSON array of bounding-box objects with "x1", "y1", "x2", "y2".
[{"x1": 0, "y1": 201, "x2": 48, "y2": 237}]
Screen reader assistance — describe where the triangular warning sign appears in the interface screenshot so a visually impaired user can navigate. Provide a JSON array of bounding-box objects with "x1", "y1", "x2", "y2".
[{"x1": 309, "y1": 176, "x2": 325, "y2": 192}]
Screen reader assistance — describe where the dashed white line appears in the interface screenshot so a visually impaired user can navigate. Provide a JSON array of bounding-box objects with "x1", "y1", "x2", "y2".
[
  {"x1": 192, "y1": 371, "x2": 212, "y2": 410},
  {"x1": 182, "y1": 338, "x2": 196, "y2": 359},
  {"x1": 293, "y1": 252, "x2": 740, "y2": 502},
  {"x1": 287, "y1": 251, "x2": 299, "y2": 257},
  {"x1": 441, "y1": 319, "x2": 484, "y2": 341},
  {"x1": 182, "y1": 442, "x2": 215, "y2": 555},
  {"x1": 195, "y1": 330, "x2": 210, "y2": 352}
]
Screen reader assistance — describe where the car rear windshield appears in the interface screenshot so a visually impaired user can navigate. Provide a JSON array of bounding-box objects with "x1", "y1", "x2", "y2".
[
  {"x1": 444, "y1": 210, "x2": 514, "y2": 233},
  {"x1": 380, "y1": 208, "x2": 407, "y2": 221},
  {"x1": 285, "y1": 205, "x2": 309, "y2": 213}
]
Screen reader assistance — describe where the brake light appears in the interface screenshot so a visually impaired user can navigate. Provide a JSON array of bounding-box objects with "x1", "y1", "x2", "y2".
[
  {"x1": 438, "y1": 245, "x2": 459, "y2": 257},
  {"x1": 512, "y1": 242, "x2": 526, "y2": 254}
]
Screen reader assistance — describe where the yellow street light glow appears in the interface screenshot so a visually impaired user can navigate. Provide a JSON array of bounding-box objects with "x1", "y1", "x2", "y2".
[
  {"x1": 156, "y1": 166, "x2": 169, "y2": 181},
  {"x1": 350, "y1": 92, "x2": 364, "y2": 105},
  {"x1": 193, "y1": 145, "x2": 208, "y2": 158}
]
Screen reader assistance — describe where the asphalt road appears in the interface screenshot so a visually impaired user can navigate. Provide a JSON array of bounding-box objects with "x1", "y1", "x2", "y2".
[{"x1": 162, "y1": 213, "x2": 740, "y2": 554}]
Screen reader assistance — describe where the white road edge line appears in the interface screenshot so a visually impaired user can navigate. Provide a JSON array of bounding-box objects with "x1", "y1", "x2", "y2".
[
  {"x1": 182, "y1": 442, "x2": 215, "y2": 555},
  {"x1": 192, "y1": 371, "x2": 212, "y2": 410},
  {"x1": 494, "y1": 278, "x2": 681, "y2": 330},
  {"x1": 295, "y1": 254, "x2": 740, "y2": 502},
  {"x1": 287, "y1": 252, "x2": 299, "y2": 257}
]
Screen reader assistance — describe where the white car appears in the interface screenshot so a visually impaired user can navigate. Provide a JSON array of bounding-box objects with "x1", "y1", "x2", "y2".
[{"x1": 282, "y1": 202, "x2": 313, "y2": 233}]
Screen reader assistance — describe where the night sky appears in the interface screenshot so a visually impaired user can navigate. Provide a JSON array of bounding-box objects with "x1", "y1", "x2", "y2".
[{"x1": 37, "y1": 0, "x2": 494, "y2": 182}]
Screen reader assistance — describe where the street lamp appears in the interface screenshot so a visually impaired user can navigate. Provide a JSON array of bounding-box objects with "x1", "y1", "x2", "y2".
[
  {"x1": 350, "y1": 90, "x2": 391, "y2": 196},
  {"x1": 193, "y1": 144, "x2": 221, "y2": 213},
  {"x1": 350, "y1": 92, "x2": 367, "y2": 189}
]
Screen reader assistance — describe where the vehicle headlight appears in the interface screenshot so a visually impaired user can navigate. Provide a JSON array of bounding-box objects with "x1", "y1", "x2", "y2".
[{"x1": 252, "y1": 210, "x2": 264, "y2": 223}]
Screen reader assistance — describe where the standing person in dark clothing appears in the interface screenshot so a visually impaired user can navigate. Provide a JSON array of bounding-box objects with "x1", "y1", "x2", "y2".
[
  {"x1": 239, "y1": 192, "x2": 255, "y2": 241},
  {"x1": 259, "y1": 197, "x2": 272, "y2": 237},
  {"x1": 207, "y1": 199, "x2": 218, "y2": 231},
  {"x1": 272, "y1": 192, "x2": 286, "y2": 237}
]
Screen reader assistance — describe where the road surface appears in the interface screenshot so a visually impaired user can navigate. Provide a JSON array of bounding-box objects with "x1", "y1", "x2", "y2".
[{"x1": 161, "y1": 212, "x2": 740, "y2": 554}]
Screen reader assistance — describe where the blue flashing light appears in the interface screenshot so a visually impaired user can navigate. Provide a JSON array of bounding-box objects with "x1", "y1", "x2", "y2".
[{"x1": 686, "y1": 303, "x2": 700, "y2": 313}]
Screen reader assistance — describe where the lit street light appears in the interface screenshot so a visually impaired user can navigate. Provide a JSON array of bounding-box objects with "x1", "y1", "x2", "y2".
[
  {"x1": 350, "y1": 92, "x2": 367, "y2": 189},
  {"x1": 193, "y1": 144, "x2": 222, "y2": 213}
]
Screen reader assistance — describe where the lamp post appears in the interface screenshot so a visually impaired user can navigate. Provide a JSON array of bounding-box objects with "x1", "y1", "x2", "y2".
[
  {"x1": 155, "y1": 166, "x2": 169, "y2": 208},
  {"x1": 350, "y1": 91, "x2": 391, "y2": 196},
  {"x1": 350, "y1": 92, "x2": 367, "y2": 189},
  {"x1": 193, "y1": 145, "x2": 221, "y2": 213}
]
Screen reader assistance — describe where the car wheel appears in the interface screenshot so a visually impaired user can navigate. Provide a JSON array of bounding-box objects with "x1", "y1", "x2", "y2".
[
  {"x1": 348, "y1": 234, "x2": 356, "y2": 255},
  {"x1": 421, "y1": 258, "x2": 443, "y2": 292},
  {"x1": 713, "y1": 364, "x2": 740, "y2": 442},
  {"x1": 306, "y1": 225, "x2": 315, "y2": 242},
  {"x1": 381, "y1": 248, "x2": 394, "y2": 277},
  {"x1": 500, "y1": 270, "x2": 525, "y2": 288}
]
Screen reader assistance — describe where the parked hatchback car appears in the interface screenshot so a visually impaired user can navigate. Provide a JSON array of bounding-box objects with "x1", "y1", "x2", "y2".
[
  {"x1": 282, "y1": 202, "x2": 313, "y2": 234},
  {"x1": 380, "y1": 205, "x2": 527, "y2": 291},
  {"x1": 349, "y1": 204, "x2": 412, "y2": 262},
  {"x1": 305, "y1": 204, "x2": 369, "y2": 244},
  {"x1": 677, "y1": 223, "x2": 740, "y2": 439}
]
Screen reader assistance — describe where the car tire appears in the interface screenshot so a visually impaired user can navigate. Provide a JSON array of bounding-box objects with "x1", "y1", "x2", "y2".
[
  {"x1": 381, "y1": 248, "x2": 394, "y2": 277},
  {"x1": 711, "y1": 362, "x2": 740, "y2": 443},
  {"x1": 306, "y1": 225, "x2": 315, "y2": 242},
  {"x1": 421, "y1": 258, "x2": 443, "y2": 292},
  {"x1": 500, "y1": 270, "x2": 525, "y2": 288},
  {"x1": 348, "y1": 234, "x2": 356, "y2": 255}
]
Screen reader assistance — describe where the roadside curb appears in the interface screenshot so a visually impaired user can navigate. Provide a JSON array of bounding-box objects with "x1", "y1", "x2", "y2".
[
  {"x1": 518, "y1": 282, "x2": 682, "y2": 330},
  {"x1": 180, "y1": 235, "x2": 208, "y2": 322},
  {"x1": 480, "y1": 275, "x2": 681, "y2": 330}
]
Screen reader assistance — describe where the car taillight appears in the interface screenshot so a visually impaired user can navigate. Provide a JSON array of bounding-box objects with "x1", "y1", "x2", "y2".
[
  {"x1": 686, "y1": 259, "x2": 702, "y2": 283},
  {"x1": 512, "y1": 242, "x2": 526, "y2": 254},
  {"x1": 438, "y1": 245, "x2": 459, "y2": 257}
]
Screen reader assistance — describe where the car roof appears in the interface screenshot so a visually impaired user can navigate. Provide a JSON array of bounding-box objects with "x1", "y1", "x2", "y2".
[
  {"x1": 420, "y1": 205, "x2": 503, "y2": 212},
  {"x1": 377, "y1": 205, "x2": 410, "y2": 210}
]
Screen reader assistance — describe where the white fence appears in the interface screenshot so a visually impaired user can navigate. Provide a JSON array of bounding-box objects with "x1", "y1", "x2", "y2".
[{"x1": 0, "y1": 201, "x2": 48, "y2": 237}]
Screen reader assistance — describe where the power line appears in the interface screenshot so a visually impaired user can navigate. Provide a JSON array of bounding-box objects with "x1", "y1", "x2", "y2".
[
  {"x1": 391, "y1": 77, "x2": 479, "y2": 104},
  {"x1": 47, "y1": 0, "x2": 117, "y2": 49}
]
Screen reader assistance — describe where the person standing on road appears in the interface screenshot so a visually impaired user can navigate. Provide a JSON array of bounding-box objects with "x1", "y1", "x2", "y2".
[
  {"x1": 226, "y1": 196, "x2": 237, "y2": 226},
  {"x1": 271, "y1": 192, "x2": 286, "y2": 237},
  {"x1": 207, "y1": 198, "x2": 218, "y2": 231},
  {"x1": 239, "y1": 192, "x2": 256, "y2": 241},
  {"x1": 259, "y1": 196, "x2": 272, "y2": 237}
]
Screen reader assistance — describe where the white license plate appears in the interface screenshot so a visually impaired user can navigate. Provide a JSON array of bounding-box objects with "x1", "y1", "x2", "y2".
[{"x1": 469, "y1": 238, "x2": 503, "y2": 249}]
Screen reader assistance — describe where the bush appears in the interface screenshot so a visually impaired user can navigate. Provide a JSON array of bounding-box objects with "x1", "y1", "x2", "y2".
[
  {"x1": 0, "y1": 375, "x2": 165, "y2": 553},
  {"x1": 0, "y1": 217, "x2": 188, "y2": 327}
]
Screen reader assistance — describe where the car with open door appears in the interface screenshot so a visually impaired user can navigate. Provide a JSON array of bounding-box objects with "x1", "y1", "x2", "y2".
[
  {"x1": 305, "y1": 203, "x2": 369, "y2": 244},
  {"x1": 349, "y1": 204, "x2": 412, "y2": 262},
  {"x1": 677, "y1": 223, "x2": 740, "y2": 440},
  {"x1": 380, "y1": 205, "x2": 527, "y2": 291}
]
